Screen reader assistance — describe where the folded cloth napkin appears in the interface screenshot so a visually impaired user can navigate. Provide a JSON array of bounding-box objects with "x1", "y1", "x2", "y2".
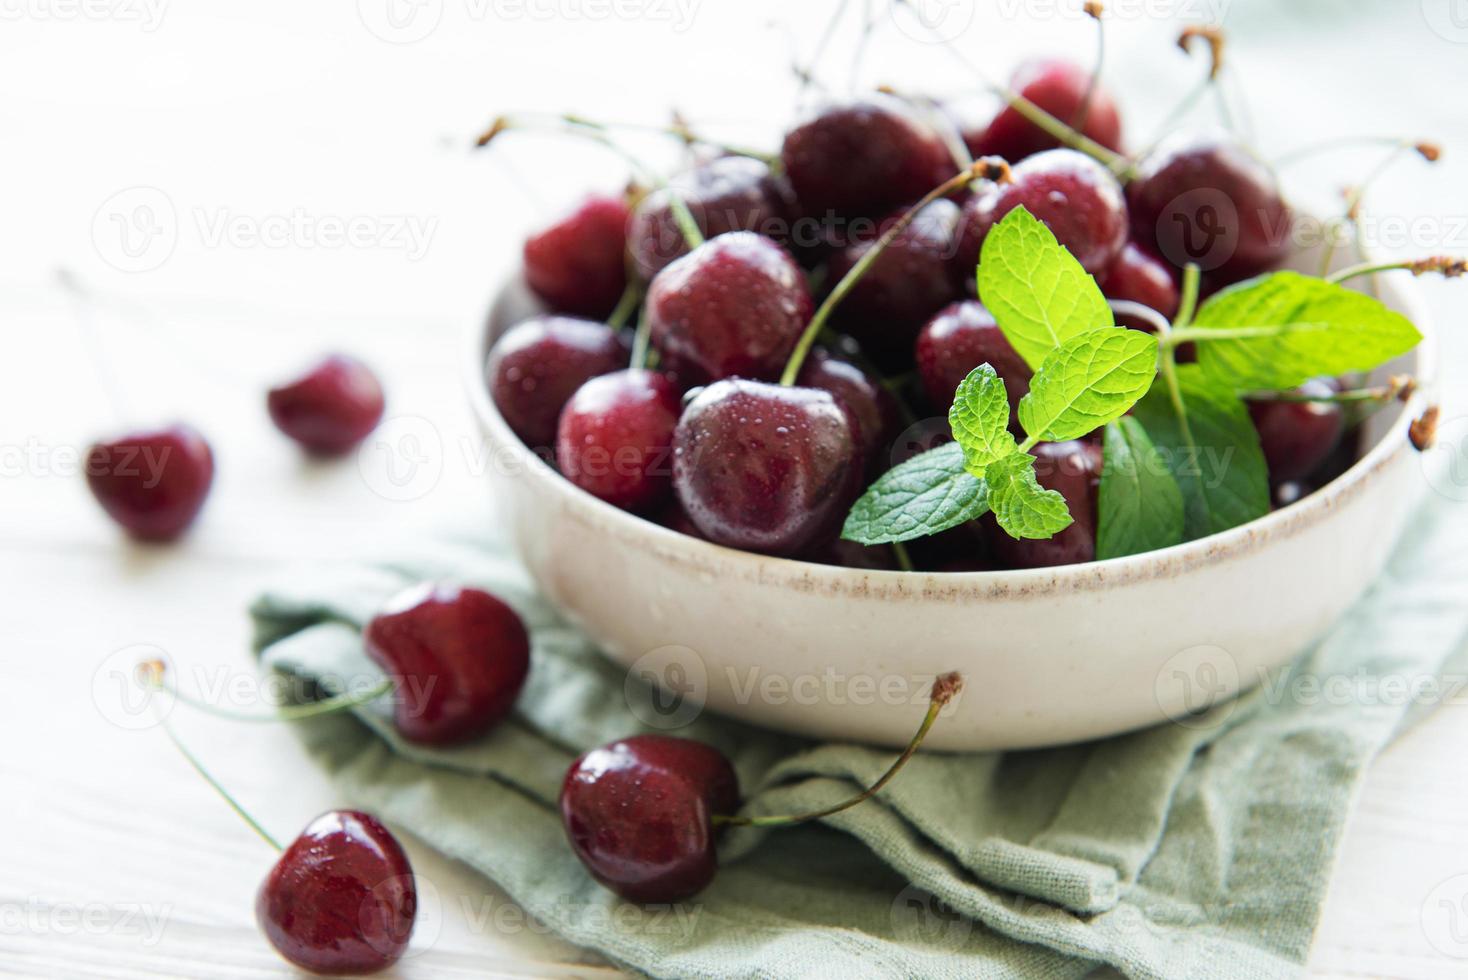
[{"x1": 250, "y1": 493, "x2": 1468, "y2": 980}]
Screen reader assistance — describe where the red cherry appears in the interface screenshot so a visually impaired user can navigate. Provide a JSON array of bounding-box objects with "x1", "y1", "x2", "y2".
[
  {"x1": 957, "y1": 149, "x2": 1128, "y2": 276},
  {"x1": 256, "y1": 810, "x2": 416, "y2": 976},
  {"x1": 627, "y1": 156, "x2": 795, "y2": 280},
  {"x1": 646, "y1": 232, "x2": 813, "y2": 384},
  {"x1": 522, "y1": 193, "x2": 630, "y2": 318},
  {"x1": 796, "y1": 348, "x2": 901, "y2": 472},
  {"x1": 267, "y1": 354, "x2": 385, "y2": 456},
  {"x1": 1126, "y1": 135, "x2": 1292, "y2": 280},
  {"x1": 826, "y1": 199, "x2": 965, "y2": 368},
  {"x1": 967, "y1": 59, "x2": 1123, "y2": 162},
  {"x1": 1099, "y1": 242, "x2": 1181, "y2": 331},
  {"x1": 915, "y1": 300, "x2": 1031, "y2": 417},
  {"x1": 560, "y1": 735, "x2": 738, "y2": 903},
  {"x1": 556, "y1": 368, "x2": 681, "y2": 512},
  {"x1": 672, "y1": 380, "x2": 862, "y2": 556},
  {"x1": 85, "y1": 425, "x2": 214, "y2": 541},
  {"x1": 988, "y1": 440, "x2": 1102, "y2": 568},
  {"x1": 1248, "y1": 380, "x2": 1345, "y2": 484},
  {"x1": 486, "y1": 315, "x2": 628, "y2": 451},
  {"x1": 781, "y1": 95, "x2": 952, "y2": 217},
  {"x1": 363, "y1": 584, "x2": 530, "y2": 746}
]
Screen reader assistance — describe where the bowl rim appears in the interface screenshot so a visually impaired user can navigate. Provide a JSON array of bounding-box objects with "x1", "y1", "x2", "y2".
[{"x1": 464, "y1": 270, "x2": 1437, "y2": 600}]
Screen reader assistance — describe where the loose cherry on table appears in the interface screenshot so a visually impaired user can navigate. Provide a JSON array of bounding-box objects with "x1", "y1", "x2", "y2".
[
  {"x1": 486, "y1": 315, "x2": 629, "y2": 451},
  {"x1": 627, "y1": 156, "x2": 796, "y2": 281},
  {"x1": 957, "y1": 148, "x2": 1129, "y2": 277},
  {"x1": 1126, "y1": 135, "x2": 1292, "y2": 280},
  {"x1": 560, "y1": 674, "x2": 963, "y2": 904},
  {"x1": 522, "y1": 193, "x2": 630, "y2": 319},
  {"x1": 267, "y1": 353, "x2": 385, "y2": 456},
  {"x1": 85, "y1": 424, "x2": 215, "y2": 541},
  {"x1": 1247, "y1": 379, "x2": 1346, "y2": 484},
  {"x1": 257, "y1": 811, "x2": 417, "y2": 976},
  {"x1": 914, "y1": 300, "x2": 1032, "y2": 419},
  {"x1": 987, "y1": 440, "x2": 1102, "y2": 569},
  {"x1": 825, "y1": 198, "x2": 965, "y2": 369},
  {"x1": 964, "y1": 58, "x2": 1124, "y2": 163},
  {"x1": 363, "y1": 583, "x2": 531, "y2": 746},
  {"x1": 556, "y1": 368, "x2": 682, "y2": 513},
  {"x1": 645, "y1": 231, "x2": 813, "y2": 384},
  {"x1": 780, "y1": 94, "x2": 952, "y2": 217}
]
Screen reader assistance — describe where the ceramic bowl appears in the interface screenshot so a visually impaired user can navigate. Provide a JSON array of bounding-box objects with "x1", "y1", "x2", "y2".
[{"x1": 466, "y1": 266, "x2": 1435, "y2": 751}]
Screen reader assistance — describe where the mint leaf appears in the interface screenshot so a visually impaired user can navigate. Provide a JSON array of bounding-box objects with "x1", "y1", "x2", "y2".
[
  {"x1": 1193, "y1": 271, "x2": 1422, "y2": 390},
  {"x1": 1131, "y1": 365, "x2": 1269, "y2": 540},
  {"x1": 976, "y1": 206, "x2": 1114, "y2": 371},
  {"x1": 984, "y1": 451, "x2": 1073, "y2": 540},
  {"x1": 842, "y1": 443, "x2": 991, "y2": 545},
  {"x1": 1018, "y1": 328, "x2": 1158, "y2": 443},
  {"x1": 1097, "y1": 418, "x2": 1185, "y2": 560},
  {"x1": 948, "y1": 364, "x2": 1018, "y2": 476}
]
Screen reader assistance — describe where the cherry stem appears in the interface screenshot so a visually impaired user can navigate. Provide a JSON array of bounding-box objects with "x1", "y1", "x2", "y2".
[
  {"x1": 891, "y1": 541, "x2": 914, "y2": 572},
  {"x1": 1327, "y1": 257, "x2": 1467, "y2": 286},
  {"x1": 1244, "y1": 375, "x2": 1415, "y2": 406},
  {"x1": 795, "y1": 0, "x2": 851, "y2": 105},
  {"x1": 144, "y1": 669, "x2": 395, "y2": 724},
  {"x1": 558, "y1": 112, "x2": 778, "y2": 165},
  {"x1": 1172, "y1": 263, "x2": 1201, "y2": 331},
  {"x1": 1107, "y1": 300, "x2": 1172, "y2": 335},
  {"x1": 779, "y1": 161, "x2": 1003, "y2": 386},
  {"x1": 57, "y1": 269, "x2": 133, "y2": 426},
  {"x1": 1319, "y1": 144, "x2": 1441, "y2": 276},
  {"x1": 607, "y1": 282, "x2": 644, "y2": 333},
  {"x1": 714, "y1": 672, "x2": 963, "y2": 828},
  {"x1": 1274, "y1": 137, "x2": 1440, "y2": 169},
  {"x1": 1073, "y1": 2, "x2": 1106, "y2": 135}
]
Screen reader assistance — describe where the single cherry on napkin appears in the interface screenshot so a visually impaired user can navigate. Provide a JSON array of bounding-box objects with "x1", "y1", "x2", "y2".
[
  {"x1": 267, "y1": 353, "x2": 385, "y2": 456},
  {"x1": 85, "y1": 424, "x2": 215, "y2": 541},
  {"x1": 560, "y1": 673, "x2": 964, "y2": 904},
  {"x1": 364, "y1": 583, "x2": 531, "y2": 745},
  {"x1": 257, "y1": 810, "x2": 417, "y2": 976}
]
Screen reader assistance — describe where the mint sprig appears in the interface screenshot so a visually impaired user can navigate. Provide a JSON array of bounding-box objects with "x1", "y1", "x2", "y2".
[
  {"x1": 948, "y1": 364, "x2": 1017, "y2": 475},
  {"x1": 841, "y1": 443, "x2": 990, "y2": 545},
  {"x1": 984, "y1": 452, "x2": 1073, "y2": 540},
  {"x1": 1096, "y1": 418, "x2": 1185, "y2": 560},
  {"x1": 1018, "y1": 327, "x2": 1158, "y2": 442}
]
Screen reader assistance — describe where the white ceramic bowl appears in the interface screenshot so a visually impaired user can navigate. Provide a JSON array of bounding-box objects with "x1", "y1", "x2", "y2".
[{"x1": 466, "y1": 267, "x2": 1435, "y2": 751}]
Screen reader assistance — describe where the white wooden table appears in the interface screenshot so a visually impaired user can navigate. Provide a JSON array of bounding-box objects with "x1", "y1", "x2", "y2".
[{"x1": 5, "y1": 2, "x2": 1468, "y2": 976}]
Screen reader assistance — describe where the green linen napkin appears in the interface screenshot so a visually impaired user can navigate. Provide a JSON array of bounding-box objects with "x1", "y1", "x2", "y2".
[{"x1": 250, "y1": 492, "x2": 1468, "y2": 980}]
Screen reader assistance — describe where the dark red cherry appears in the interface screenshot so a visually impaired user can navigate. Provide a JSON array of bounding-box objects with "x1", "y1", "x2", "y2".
[
  {"x1": 556, "y1": 369, "x2": 681, "y2": 512},
  {"x1": 628, "y1": 156, "x2": 796, "y2": 280},
  {"x1": 1247, "y1": 380, "x2": 1345, "y2": 484},
  {"x1": 85, "y1": 425, "x2": 214, "y2": 541},
  {"x1": 796, "y1": 348, "x2": 901, "y2": 470},
  {"x1": 257, "y1": 810, "x2": 415, "y2": 976},
  {"x1": 1126, "y1": 135, "x2": 1292, "y2": 280},
  {"x1": 486, "y1": 316, "x2": 628, "y2": 451},
  {"x1": 915, "y1": 300, "x2": 1031, "y2": 416},
  {"x1": 988, "y1": 440, "x2": 1102, "y2": 569},
  {"x1": 957, "y1": 149, "x2": 1128, "y2": 276},
  {"x1": 826, "y1": 199, "x2": 964, "y2": 368},
  {"x1": 560, "y1": 734, "x2": 738, "y2": 904},
  {"x1": 363, "y1": 583, "x2": 530, "y2": 746},
  {"x1": 1100, "y1": 243, "x2": 1181, "y2": 332},
  {"x1": 653, "y1": 499, "x2": 707, "y2": 540},
  {"x1": 803, "y1": 537, "x2": 899, "y2": 570},
  {"x1": 966, "y1": 58, "x2": 1124, "y2": 162},
  {"x1": 781, "y1": 95, "x2": 952, "y2": 217},
  {"x1": 646, "y1": 232, "x2": 813, "y2": 383},
  {"x1": 522, "y1": 193, "x2": 630, "y2": 318},
  {"x1": 267, "y1": 354, "x2": 385, "y2": 456},
  {"x1": 672, "y1": 380, "x2": 862, "y2": 556}
]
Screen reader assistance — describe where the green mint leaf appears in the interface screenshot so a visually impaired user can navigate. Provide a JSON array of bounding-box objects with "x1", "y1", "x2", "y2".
[
  {"x1": 984, "y1": 451, "x2": 1073, "y2": 541},
  {"x1": 1131, "y1": 364, "x2": 1269, "y2": 540},
  {"x1": 1193, "y1": 271, "x2": 1422, "y2": 390},
  {"x1": 948, "y1": 364, "x2": 1018, "y2": 476},
  {"x1": 1096, "y1": 418, "x2": 1186, "y2": 560},
  {"x1": 976, "y1": 206, "x2": 1114, "y2": 371},
  {"x1": 841, "y1": 443, "x2": 991, "y2": 545},
  {"x1": 1017, "y1": 328, "x2": 1159, "y2": 443}
]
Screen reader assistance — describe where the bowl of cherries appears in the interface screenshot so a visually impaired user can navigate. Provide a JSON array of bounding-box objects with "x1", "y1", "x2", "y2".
[{"x1": 467, "y1": 51, "x2": 1451, "y2": 751}]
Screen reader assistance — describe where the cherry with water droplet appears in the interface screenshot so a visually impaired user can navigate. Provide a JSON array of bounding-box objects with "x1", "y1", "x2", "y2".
[
  {"x1": 966, "y1": 58, "x2": 1123, "y2": 163},
  {"x1": 522, "y1": 193, "x2": 630, "y2": 318},
  {"x1": 486, "y1": 315, "x2": 629, "y2": 451},
  {"x1": 85, "y1": 425, "x2": 215, "y2": 541},
  {"x1": 267, "y1": 354, "x2": 385, "y2": 456},
  {"x1": 915, "y1": 300, "x2": 1032, "y2": 419},
  {"x1": 557, "y1": 368, "x2": 682, "y2": 512},
  {"x1": 363, "y1": 583, "x2": 531, "y2": 746},
  {"x1": 796, "y1": 347, "x2": 901, "y2": 472}
]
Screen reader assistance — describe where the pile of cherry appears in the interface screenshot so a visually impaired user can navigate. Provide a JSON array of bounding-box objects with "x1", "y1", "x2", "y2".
[{"x1": 487, "y1": 58, "x2": 1349, "y2": 570}]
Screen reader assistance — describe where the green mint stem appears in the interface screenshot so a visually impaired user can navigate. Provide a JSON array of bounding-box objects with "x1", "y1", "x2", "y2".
[
  {"x1": 780, "y1": 165, "x2": 984, "y2": 386},
  {"x1": 1166, "y1": 322, "x2": 1329, "y2": 347},
  {"x1": 160, "y1": 717, "x2": 282, "y2": 852},
  {"x1": 1172, "y1": 263, "x2": 1202, "y2": 331},
  {"x1": 1158, "y1": 347, "x2": 1196, "y2": 451},
  {"x1": 892, "y1": 541, "x2": 914, "y2": 572}
]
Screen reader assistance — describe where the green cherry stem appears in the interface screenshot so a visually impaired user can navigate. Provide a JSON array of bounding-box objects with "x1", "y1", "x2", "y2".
[
  {"x1": 1172, "y1": 263, "x2": 1202, "y2": 332},
  {"x1": 140, "y1": 659, "x2": 393, "y2": 724},
  {"x1": 1327, "y1": 256, "x2": 1468, "y2": 286},
  {"x1": 608, "y1": 282, "x2": 644, "y2": 332},
  {"x1": 780, "y1": 161, "x2": 1003, "y2": 386},
  {"x1": 1243, "y1": 375, "x2": 1415, "y2": 406},
  {"x1": 1073, "y1": 1, "x2": 1106, "y2": 135},
  {"x1": 891, "y1": 541, "x2": 915, "y2": 573},
  {"x1": 155, "y1": 710, "x2": 283, "y2": 852},
  {"x1": 1274, "y1": 137, "x2": 1440, "y2": 169},
  {"x1": 714, "y1": 672, "x2": 963, "y2": 828}
]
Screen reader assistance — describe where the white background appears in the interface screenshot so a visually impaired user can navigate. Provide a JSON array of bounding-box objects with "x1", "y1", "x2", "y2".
[{"x1": 4, "y1": 0, "x2": 1468, "y2": 975}]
